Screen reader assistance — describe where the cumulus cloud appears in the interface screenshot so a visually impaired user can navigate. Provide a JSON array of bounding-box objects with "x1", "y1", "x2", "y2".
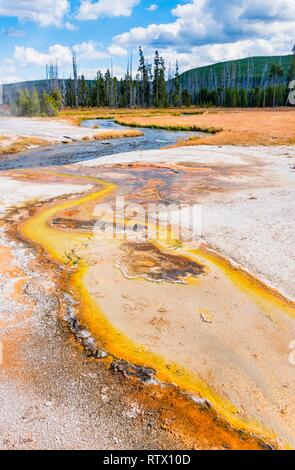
[
  {"x1": 114, "y1": 0, "x2": 295, "y2": 54},
  {"x1": 0, "y1": 0, "x2": 69, "y2": 27},
  {"x1": 73, "y1": 41, "x2": 108, "y2": 60},
  {"x1": 158, "y1": 38, "x2": 280, "y2": 71},
  {"x1": 14, "y1": 45, "x2": 71, "y2": 67},
  {"x1": 76, "y1": 0, "x2": 139, "y2": 20},
  {"x1": 107, "y1": 45, "x2": 128, "y2": 57},
  {"x1": 13, "y1": 41, "x2": 110, "y2": 68},
  {"x1": 112, "y1": 0, "x2": 295, "y2": 71}
]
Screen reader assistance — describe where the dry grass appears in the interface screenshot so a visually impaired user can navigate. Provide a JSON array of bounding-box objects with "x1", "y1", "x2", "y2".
[
  {"x1": 114, "y1": 117, "x2": 220, "y2": 134},
  {"x1": 0, "y1": 136, "x2": 50, "y2": 155},
  {"x1": 114, "y1": 108, "x2": 295, "y2": 146},
  {"x1": 82, "y1": 129, "x2": 143, "y2": 141},
  {"x1": 58, "y1": 107, "x2": 203, "y2": 126},
  {"x1": 59, "y1": 107, "x2": 295, "y2": 146}
]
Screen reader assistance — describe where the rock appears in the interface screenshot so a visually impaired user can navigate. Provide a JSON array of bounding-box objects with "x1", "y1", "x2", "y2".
[
  {"x1": 111, "y1": 359, "x2": 156, "y2": 382},
  {"x1": 190, "y1": 395, "x2": 211, "y2": 410},
  {"x1": 95, "y1": 349, "x2": 108, "y2": 359},
  {"x1": 79, "y1": 329, "x2": 91, "y2": 339}
]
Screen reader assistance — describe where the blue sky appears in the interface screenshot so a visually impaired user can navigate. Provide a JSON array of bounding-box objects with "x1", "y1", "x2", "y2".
[{"x1": 0, "y1": 0, "x2": 294, "y2": 84}]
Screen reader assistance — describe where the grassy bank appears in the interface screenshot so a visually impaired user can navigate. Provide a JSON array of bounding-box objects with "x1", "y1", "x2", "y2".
[
  {"x1": 110, "y1": 108, "x2": 295, "y2": 146},
  {"x1": 0, "y1": 136, "x2": 50, "y2": 155},
  {"x1": 58, "y1": 107, "x2": 205, "y2": 126},
  {"x1": 114, "y1": 118, "x2": 220, "y2": 134},
  {"x1": 0, "y1": 129, "x2": 143, "y2": 156},
  {"x1": 81, "y1": 129, "x2": 143, "y2": 141},
  {"x1": 59, "y1": 107, "x2": 295, "y2": 146}
]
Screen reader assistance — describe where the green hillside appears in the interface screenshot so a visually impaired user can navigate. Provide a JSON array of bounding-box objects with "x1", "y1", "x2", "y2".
[
  {"x1": 179, "y1": 55, "x2": 293, "y2": 91},
  {"x1": 173, "y1": 54, "x2": 294, "y2": 107},
  {"x1": 3, "y1": 54, "x2": 295, "y2": 108}
]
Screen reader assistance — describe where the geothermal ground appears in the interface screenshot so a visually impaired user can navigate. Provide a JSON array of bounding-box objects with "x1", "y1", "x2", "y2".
[{"x1": 0, "y1": 113, "x2": 295, "y2": 450}]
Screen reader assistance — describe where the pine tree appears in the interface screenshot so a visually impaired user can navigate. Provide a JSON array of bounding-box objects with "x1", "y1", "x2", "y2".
[
  {"x1": 104, "y1": 69, "x2": 112, "y2": 107},
  {"x1": 138, "y1": 47, "x2": 149, "y2": 107},
  {"x1": 78, "y1": 75, "x2": 90, "y2": 107},
  {"x1": 153, "y1": 51, "x2": 161, "y2": 107},
  {"x1": 50, "y1": 87, "x2": 63, "y2": 110},
  {"x1": 239, "y1": 88, "x2": 248, "y2": 107},
  {"x1": 16, "y1": 89, "x2": 31, "y2": 116},
  {"x1": 173, "y1": 61, "x2": 181, "y2": 107},
  {"x1": 96, "y1": 71, "x2": 106, "y2": 106},
  {"x1": 40, "y1": 90, "x2": 58, "y2": 116},
  {"x1": 158, "y1": 56, "x2": 168, "y2": 107},
  {"x1": 181, "y1": 89, "x2": 191, "y2": 107},
  {"x1": 65, "y1": 79, "x2": 76, "y2": 107},
  {"x1": 31, "y1": 88, "x2": 41, "y2": 116}
]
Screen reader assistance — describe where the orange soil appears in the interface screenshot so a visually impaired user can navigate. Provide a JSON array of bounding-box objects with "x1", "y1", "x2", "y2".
[{"x1": 131, "y1": 383, "x2": 266, "y2": 450}]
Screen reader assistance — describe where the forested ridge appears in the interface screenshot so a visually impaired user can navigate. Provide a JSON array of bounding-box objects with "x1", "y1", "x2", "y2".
[{"x1": 5, "y1": 48, "x2": 295, "y2": 116}]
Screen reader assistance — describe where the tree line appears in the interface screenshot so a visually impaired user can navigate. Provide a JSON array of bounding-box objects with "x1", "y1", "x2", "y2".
[
  {"x1": 65, "y1": 49, "x2": 171, "y2": 109},
  {"x1": 14, "y1": 88, "x2": 63, "y2": 117},
  {"x1": 182, "y1": 61, "x2": 293, "y2": 108},
  {"x1": 14, "y1": 46, "x2": 295, "y2": 116}
]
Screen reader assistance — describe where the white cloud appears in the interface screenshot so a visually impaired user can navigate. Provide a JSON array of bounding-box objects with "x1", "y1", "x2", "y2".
[
  {"x1": 73, "y1": 41, "x2": 108, "y2": 60},
  {"x1": 14, "y1": 44, "x2": 72, "y2": 67},
  {"x1": 0, "y1": 74, "x2": 22, "y2": 84},
  {"x1": 146, "y1": 4, "x2": 158, "y2": 12},
  {"x1": 65, "y1": 22, "x2": 77, "y2": 31},
  {"x1": 0, "y1": 63, "x2": 21, "y2": 84},
  {"x1": 113, "y1": 0, "x2": 295, "y2": 70},
  {"x1": 114, "y1": 0, "x2": 295, "y2": 49},
  {"x1": 107, "y1": 45, "x2": 128, "y2": 57},
  {"x1": 13, "y1": 41, "x2": 115, "y2": 70},
  {"x1": 76, "y1": 0, "x2": 139, "y2": 20},
  {"x1": 14, "y1": 46, "x2": 51, "y2": 67},
  {"x1": 0, "y1": 0, "x2": 70, "y2": 27},
  {"x1": 158, "y1": 38, "x2": 280, "y2": 71}
]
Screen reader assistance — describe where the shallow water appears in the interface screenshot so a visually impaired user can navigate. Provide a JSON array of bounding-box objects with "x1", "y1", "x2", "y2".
[{"x1": 0, "y1": 119, "x2": 201, "y2": 171}]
